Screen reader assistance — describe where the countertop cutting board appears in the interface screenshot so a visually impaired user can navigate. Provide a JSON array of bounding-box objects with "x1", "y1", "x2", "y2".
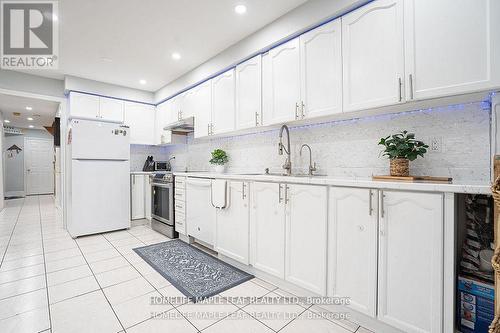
[{"x1": 372, "y1": 175, "x2": 453, "y2": 182}]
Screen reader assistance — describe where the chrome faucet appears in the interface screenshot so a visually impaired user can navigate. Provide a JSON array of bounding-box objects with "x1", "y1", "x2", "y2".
[
  {"x1": 300, "y1": 144, "x2": 317, "y2": 176},
  {"x1": 278, "y1": 125, "x2": 292, "y2": 176}
]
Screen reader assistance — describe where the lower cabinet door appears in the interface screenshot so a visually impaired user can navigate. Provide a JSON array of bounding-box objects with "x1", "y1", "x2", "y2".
[
  {"x1": 216, "y1": 181, "x2": 250, "y2": 264},
  {"x1": 131, "y1": 174, "x2": 145, "y2": 220},
  {"x1": 186, "y1": 178, "x2": 216, "y2": 245},
  {"x1": 285, "y1": 184, "x2": 328, "y2": 295},
  {"x1": 329, "y1": 187, "x2": 378, "y2": 316},
  {"x1": 144, "y1": 175, "x2": 152, "y2": 220},
  {"x1": 378, "y1": 190, "x2": 443, "y2": 333},
  {"x1": 250, "y1": 182, "x2": 285, "y2": 278}
]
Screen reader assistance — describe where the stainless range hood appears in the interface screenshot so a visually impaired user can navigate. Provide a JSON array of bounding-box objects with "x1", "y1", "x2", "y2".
[{"x1": 163, "y1": 116, "x2": 194, "y2": 133}]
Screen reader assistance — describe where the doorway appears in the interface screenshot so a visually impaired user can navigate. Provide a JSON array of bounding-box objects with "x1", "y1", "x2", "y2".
[{"x1": 24, "y1": 138, "x2": 54, "y2": 195}]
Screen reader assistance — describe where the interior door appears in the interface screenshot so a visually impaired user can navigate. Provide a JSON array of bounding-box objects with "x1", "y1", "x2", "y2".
[
  {"x1": 329, "y1": 187, "x2": 378, "y2": 317},
  {"x1": 266, "y1": 38, "x2": 301, "y2": 125},
  {"x1": 342, "y1": 0, "x2": 405, "y2": 111},
  {"x1": 300, "y1": 18, "x2": 343, "y2": 118},
  {"x1": 404, "y1": 0, "x2": 500, "y2": 100},
  {"x1": 216, "y1": 181, "x2": 250, "y2": 264},
  {"x1": 212, "y1": 69, "x2": 236, "y2": 135},
  {"x1": 235, "y1": 55, "x2": 262, "y2": 130},
  {"x1": 25, "y1": 138, "x2": 54, "y2": 195}
]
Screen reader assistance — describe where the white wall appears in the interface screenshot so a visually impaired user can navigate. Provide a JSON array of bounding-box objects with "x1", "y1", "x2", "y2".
[
  {"x1": 164, "y1": 101, "x2": 491, "y2": 182},
  {"x1": 154, "y1": 0, "x2": 368, "y2": 102},
  {"x1": 4, "y1": 129, "x2": 53, "y2": 196},
  {"x1": 0, "y1": 69, "x2": 65, "y2": 98},
  {"x1": 65, "y1": 76, "x2": 154, "y2": 104},
  {"x1": 130, "y1": 145, "x2": 170, "y2": 172}
]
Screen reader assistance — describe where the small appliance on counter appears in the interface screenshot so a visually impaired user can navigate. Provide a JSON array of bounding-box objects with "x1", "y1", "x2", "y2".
[
  {"x1": 142, "y1": 156, "x2": 155, "y2": 171},
  {"x1": 155, "y1": 156, "x2": 175, "y2": 171}
]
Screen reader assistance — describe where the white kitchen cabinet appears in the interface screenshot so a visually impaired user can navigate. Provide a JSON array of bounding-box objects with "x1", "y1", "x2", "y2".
[
  {"x1": 300, "y1": 19, "x2": 342, "y2": 118},
  {"x1": 250, "y1": 182, "x2": 285, "y2": 278},
  {"x1": 69, "y1": 92, "x2": 100, "y2": 120},
  {"x1": 265, "y1": 38, "x2": 301, "y2": 125},
  {"x1": 155, "y1": 101, "x2": 170, "y2": 145},
  {"x1": 216, "y1": 181, "x2": 250, "y2": 265},
  {"x1": 99, "y1": 98, "x2": 124, "y2": 123},
  {"x1": 131, "y1": 174, "x2": 146, "y2": 220},
  {"x1": 181, "y1": 90, "x2": 196, "y2": 119},
  {"x1": 235, "y1": 55, "x2": 262, "y2": 130},
  {"x1": 285, "y1": 184, "x2": 327, "y2": 296},
  {"x1": 193, "y1": 80, "x2": 212, "y2": 139},
  {"x1": 342, "y1": 0, "x2": 404, "y2": 112},
  {"x1": 174, "y1": 177, "x2": 186, "y2": 235},
  {"x1": 212, "y1": 69, "x2": 236, "y2": 135},
  {"x1": 404, "y1": 0, "x2": 500, "y2": 101},
  {"x1": 124, "y1": 102, "x2": 155, "y2": 145},
  {"x1": 144, "y1": 175, "x2": 152, "y2": 220},
  {"x1": 329, "y1": 187, "x2": 378, "y2": 317},
  {"x1": 186, "y1": 178, "x2": 216, "y2": 245},
  {"x1": 378, "y1": 190, "x2": 443, "y2": 333}
]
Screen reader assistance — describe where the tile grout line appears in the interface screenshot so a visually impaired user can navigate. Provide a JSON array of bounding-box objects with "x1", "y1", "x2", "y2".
[
  {"x1": 0, "y1": 200, "x2": 25, "y2": 267},
  {"x1": 73, "y1": 234, "x2": 127, "y2": 332},
  {"x1": 38, "y1": 196, "x2": 54, "y2": 332}
]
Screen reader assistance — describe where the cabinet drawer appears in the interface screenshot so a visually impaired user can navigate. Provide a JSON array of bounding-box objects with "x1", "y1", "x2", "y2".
[
  {"x1": 175, "y1": 177, "x2": 186, "y2": 187},
  {"x1": 174, "y1": 188, "x2": 185, "y2": 200},
  {"x1": 175, "y1": 212, "x2": 185, "y2": 223},
  {"x1": 174, "y1": 200, "x2": 185, "y2": 211}
]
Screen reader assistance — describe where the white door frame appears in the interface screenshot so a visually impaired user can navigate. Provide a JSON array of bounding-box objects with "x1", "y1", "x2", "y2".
[
  {"x1": 0, "y1": 88, "x2": 67, "y2": 224},
  {"x1": 24, "y1": 137, "x2": 54, "y2": 195}
]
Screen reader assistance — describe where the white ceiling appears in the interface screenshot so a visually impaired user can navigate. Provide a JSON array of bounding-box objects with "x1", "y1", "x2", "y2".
[
  {"x1": 0, "y1": 94, "x2": 59, "y2": 130},
  {"x1": 16, "y1": 0, "x2": 308, "y2": 91}
]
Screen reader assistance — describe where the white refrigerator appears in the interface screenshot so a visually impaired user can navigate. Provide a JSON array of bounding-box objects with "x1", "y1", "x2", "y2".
[{"x1": 67, "y1": 119, "x2": 130, "y2": 237}]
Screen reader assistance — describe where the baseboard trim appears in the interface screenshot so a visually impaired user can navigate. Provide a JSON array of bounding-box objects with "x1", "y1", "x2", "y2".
[{"x1": 5, "y1": 191, "x2": 25, "y2": 198}]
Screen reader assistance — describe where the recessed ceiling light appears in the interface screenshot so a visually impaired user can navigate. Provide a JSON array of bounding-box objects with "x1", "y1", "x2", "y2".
[
  {"x1": 29, "y1": 125, "x2": 34, "y2": 128},
  {"x1": 25, "y1": 106, "x2": 32, "y2": 111},
  {"x1": 139, "y1": 79, "x2": 147, "y2": 85},
  {"x1": 4, "y1": 119, "x2": 10, "y2": 123},
  {"x1": 101, "y1": 57, "x2": 113, "y2": 62},
  {"x1": 234, "y1": 4, "x2": 247, "y2": 15},
  {"x1": 27, "y1": 117, "x2": 34, "y2": 121},
  {"x1": 171, "y1": 52, "x2": 181, "y2": 60}
]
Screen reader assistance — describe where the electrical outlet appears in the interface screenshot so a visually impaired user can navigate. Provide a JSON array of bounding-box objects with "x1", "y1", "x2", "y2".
[{"x1": 429, "y1": 136, "x2": 442, "y2": 153}]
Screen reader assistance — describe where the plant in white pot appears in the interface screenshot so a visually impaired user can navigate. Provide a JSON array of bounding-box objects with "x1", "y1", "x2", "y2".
[
  {"x1": 378, "y1": 131, "x2": 429, "y2": 177},
  {"x1": 210, "y1": 149, "x2": 229, "y2": 173}
]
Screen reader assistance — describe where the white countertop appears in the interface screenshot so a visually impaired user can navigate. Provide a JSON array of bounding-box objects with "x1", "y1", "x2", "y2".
[{"x1": 173, "y1": 171, "x2": 491, "y2": 194}]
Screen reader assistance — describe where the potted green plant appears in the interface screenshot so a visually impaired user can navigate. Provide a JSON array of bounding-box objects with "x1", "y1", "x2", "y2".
[
  {"x1": 209, "y1": 149, "x2": 229, "y2": 173},
  {"x1": 378, "y1": 131, "x2": 429, "y2": 177}
]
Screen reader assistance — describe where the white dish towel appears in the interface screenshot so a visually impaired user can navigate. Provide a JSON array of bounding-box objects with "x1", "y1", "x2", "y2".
[{"x1": 211, "y1": 179, "x2": 227, "y2": 209}]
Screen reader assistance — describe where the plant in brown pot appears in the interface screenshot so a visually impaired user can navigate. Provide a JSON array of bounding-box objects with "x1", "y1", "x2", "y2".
[{"x1": 378, "y1": 131, "x2": 429, "y2": 177}]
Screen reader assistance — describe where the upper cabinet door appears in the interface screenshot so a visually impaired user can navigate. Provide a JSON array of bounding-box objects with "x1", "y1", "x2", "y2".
[
  {"x1": 285, "y1": 184, "x2": 328, "y2": 296},
  {"x1": 329, "y1": 187, "x2": 378, "y2": 317},
  {"x1": 193, "y1": 80, "x2": 212, "y2": 139},
  {"x1": 69, "y1": 92, "x2": 100, "y2": 119},
  {"x1": 212, "y1": 69, "x2": 236, "y2": 135},
  {"x1": 99, "y1": 97, "x2": 124, "y2": 123},
  {"x1": 155, "y1": 101, "x2": 172, "y2": 145},
  {"x1": 235, "y1": 56, "x2": 262, "y2": 130},
  {"x1": 404, "y1": 0, "x2": 500, "y2": 100},
  {"x1": 300, "y1": 19, "x2": 343, "y2": 118},
  {"x1": 378, "y1": 191, "x2": 443, "y2": 333},
  {"x1": 124, "y1": 102, "x2": 155, "y2": 145},
  {"x1": 342, "y1": 0, "x2": 405, "y2": 112},
  {"x1": 266, "y1": 38, "x2": 301, "y2": 125}
]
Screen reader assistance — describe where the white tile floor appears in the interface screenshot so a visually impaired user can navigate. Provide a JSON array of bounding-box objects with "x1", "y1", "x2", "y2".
[{"x1": 0, "y1": 196, "x2": 374, "y2": 333}]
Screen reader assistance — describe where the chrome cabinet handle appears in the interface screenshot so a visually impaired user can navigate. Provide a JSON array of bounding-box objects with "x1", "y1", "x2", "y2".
[
  {"x1": 207, "y1": 123, "x2": 210, "y2": 136},
  {"x1": 409, "y1": 74, "x2": 414, "y2": 100},
  {"x1": 398, "y1": 77, "x2": 402, "y2": 102},
  {"x1": 242, "y1": 183, "x2": 247, "y2": 200},
  {"x1": 295, "y1": 102, "x2": 299, "y2": 120},
  {"x1": 278, "y1": 184, "x2": 283, "y2": 203},
  {"x1": 368, "y1": 189, "x2": 373, "y2": 216},
  {"x1": 380, "y1": 190, "x2": 384, "y2": 218},
  {"x1": 255, "y1": 112, "x2": 259, "y2": 126},
  {"x1": 301, "y1": 101, "x2": 305, "y2": 119},
  {"x1": 285, "y1": 185, "x2": 290, "y2": 204}
]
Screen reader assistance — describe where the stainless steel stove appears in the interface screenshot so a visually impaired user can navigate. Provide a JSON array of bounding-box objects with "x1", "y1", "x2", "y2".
[{"x1": 151, "y1": 172, "x2": 177, "y2": 238}]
